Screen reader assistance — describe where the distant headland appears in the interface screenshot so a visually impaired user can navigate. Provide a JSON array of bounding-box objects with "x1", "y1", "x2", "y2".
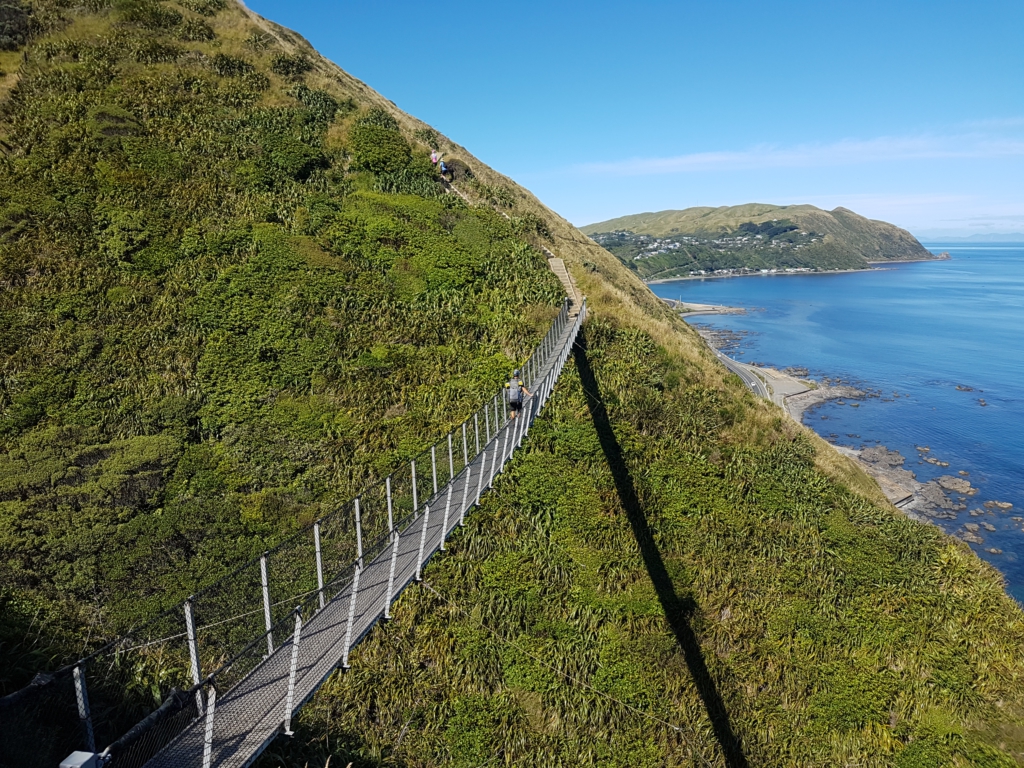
[{"x1": 581, "y1": 203, "x2": 949, "y2": 281}]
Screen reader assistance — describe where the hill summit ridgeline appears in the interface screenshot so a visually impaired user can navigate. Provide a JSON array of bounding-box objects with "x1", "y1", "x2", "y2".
[
  {"x1": 583, "y1": 203, "x2": 943, "y2": 280},
  {"x1": 2, "y1": 2, "x2": 1024, "y2": 766}
]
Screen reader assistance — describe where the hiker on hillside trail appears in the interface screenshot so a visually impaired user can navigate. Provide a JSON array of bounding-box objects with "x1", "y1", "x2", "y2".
[
  {"x1": 430, "y1": 149, "x2": 440, "y2": 166},
  {"x1": 439, "y1": 159, "x2": 452, "y2": 181},
  {"x1": 506, "y1": 369, "x2": 532, "y2": 419}
]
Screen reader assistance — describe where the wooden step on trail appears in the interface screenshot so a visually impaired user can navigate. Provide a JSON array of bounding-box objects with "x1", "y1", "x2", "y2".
[{"x1": 543, "y1": 250, "x2": 581, "y2": 316}]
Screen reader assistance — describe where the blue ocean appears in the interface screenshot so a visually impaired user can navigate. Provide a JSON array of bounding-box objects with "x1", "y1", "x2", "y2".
[{"x1": 649, "y1": 246, "x2": 1024, "y2": 603}]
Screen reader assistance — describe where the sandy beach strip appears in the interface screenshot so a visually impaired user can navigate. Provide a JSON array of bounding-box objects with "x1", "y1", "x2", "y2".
[
  {"x1": 661, "y1": 298, "x2": 746, "y2": 317},
  {"x1": 646, "y1": 268, "x2": 875, "y2": 285}
]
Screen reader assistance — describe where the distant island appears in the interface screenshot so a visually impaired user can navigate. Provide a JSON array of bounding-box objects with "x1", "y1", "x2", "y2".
[{"x1": 581, "y1": 203, "x2": 949, "y2": 281}]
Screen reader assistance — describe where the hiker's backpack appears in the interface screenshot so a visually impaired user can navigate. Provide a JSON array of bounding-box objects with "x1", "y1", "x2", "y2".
[{"x1": 508, "y1": 378, "x2": 522, "y2": 403}]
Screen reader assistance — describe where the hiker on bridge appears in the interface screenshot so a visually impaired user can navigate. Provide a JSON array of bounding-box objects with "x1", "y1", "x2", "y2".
[{"x1": 506, "y1": 369, "x2": 532, "y2": 419}]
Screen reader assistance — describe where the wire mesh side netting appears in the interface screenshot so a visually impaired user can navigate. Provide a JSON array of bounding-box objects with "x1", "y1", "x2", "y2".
[
  {"x1": 189, "y1": 559, "x2": 266, "y2": 681},
  {"x1": 357, "y1": 479, "x2": 391, "y2": 555},
  {"x1": 265, "y1": 531, "x2": 320, "y2": 632},
  {"x1": 101, "y1": 686, "x2": 200, "y2": 768},
  {"x1": 317, "y1": 501, "x2": 359, "y2": 598},
  {"x1": 0, "y1": 669, "x2": 83, "y2": 768},
  {"x1": 389, "y1": 459, "x2": 416, "y2": 526}
]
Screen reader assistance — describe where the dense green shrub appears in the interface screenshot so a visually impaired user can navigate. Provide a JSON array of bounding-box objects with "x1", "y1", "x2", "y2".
[
  {"x1": 130, "y1": 38, "x2": 180, "y2": 63},
  {"x1": 270, "y1": 52, "x2": 312, "y2": 79},
  {"x1": 348, "y1": 108, "x2": 413, "y2": 175},
  {"x1": 177, "y1": 17, "x2": 213, "y2": 41},
  {"x1": 289, "y1": 83, "x2": 349, "y2": 124},
  {"x1": 413, "y1": 126, "x2": 439, "y2": 147},
  {"x1": 0, "y1": 1, "x2": 29, "y2": 51},
  {"x1": 117, "y1": 0, "x2": 182, "y2": 30},
  {"x1": 473, "y1": 180, "x2": 516, "y2": 208},
  {"x1": 511, "y1": 211, "x2": 551, "y2": 240},
  {"x1": 211, "y1": 52, "x2": 252, "y2": 77},
  {"x1": 444, "y1": 157, "x2": 474, "y2": 182},
  {"x1": 177, "y1": 0, "x2": 224, "y2": 16}
]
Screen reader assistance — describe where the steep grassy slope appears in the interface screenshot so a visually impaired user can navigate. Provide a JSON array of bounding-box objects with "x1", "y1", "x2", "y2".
[
  {"x1": 2, "y1": 2, "x2": 1024, "y2": 767},
  {"x1": 582, "y1": 204, "x2": 937, "y2": 280}
]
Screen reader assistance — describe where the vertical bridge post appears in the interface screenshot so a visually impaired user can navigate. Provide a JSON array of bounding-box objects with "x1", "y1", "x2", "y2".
[
  {"x1": 384, "y1": 527, "x2": 399, "y2": 620},
  {"x1": 386, "y1": 475, "x2": 394, "y2": 532},
  {"x1": 72, "y1": 663, "x2": 96, "y2": 752},
  {"x1": 459, "y1": 463, "x2": 473, "y2": 526},
  {"x1": 314, "y1": 521, "x2": 325, "y2": 610},
  {"x1": 184, "y1": 596, "x2": 204, "y2": 715},
  {"x1": 411, "y1": 460, "x2": 418, "y2": 514},
  {"x1": 283, "y1": 609, "x2": 302, "y2": 735},
  {"x1": 342, "y1": 567, "x2": 361, "y2": 668},
  {"x1": 354, "y1": 497, "x2": 363, "y2": 569},
  {"x1": 431, "y1": 445, "x2": 438, "y2": 495},
  {"x1": 202, "y1": 685, "x2": 217, "y2": 768},
  {"x1": 440, "y1": 483, "x2": 454, "y2": 551},
  {"x1": 260, "y1": 552, "x2": 273, "y2": 655},
  {"x1": 415, "y1": 504, "x2": 431, "y2": 581}
]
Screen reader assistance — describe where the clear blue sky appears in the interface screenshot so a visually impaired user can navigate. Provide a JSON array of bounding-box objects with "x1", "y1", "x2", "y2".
[{"x1": 245, "y1": 0, "x2": 1024, "y2": 237}]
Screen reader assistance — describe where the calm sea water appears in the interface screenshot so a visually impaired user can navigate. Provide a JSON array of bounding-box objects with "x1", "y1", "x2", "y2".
[{"x1": 649, "y1": 246, "x2": 1024, "y2": 603}]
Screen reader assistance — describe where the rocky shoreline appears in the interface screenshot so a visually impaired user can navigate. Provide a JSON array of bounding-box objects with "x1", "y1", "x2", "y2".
[
  {"x1": 834, "y1": 444, "x2": 1014, "y2": 553},
  {"x1": 687, "y1": 313, "x2": 1014, "y2": 552}
]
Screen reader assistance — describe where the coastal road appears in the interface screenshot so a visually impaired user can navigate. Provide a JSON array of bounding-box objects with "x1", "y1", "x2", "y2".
[
  {"x1": 663, "y1": 299, "x2": 769, "y2": 399},
  {"x1": 713, "y1": 348, "x2": 770, "y2": 399}
]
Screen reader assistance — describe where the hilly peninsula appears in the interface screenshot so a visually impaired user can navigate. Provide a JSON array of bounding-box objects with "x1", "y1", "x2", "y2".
[{"x1": 583, "y1": 203, "x2": 943, "y2": 281}]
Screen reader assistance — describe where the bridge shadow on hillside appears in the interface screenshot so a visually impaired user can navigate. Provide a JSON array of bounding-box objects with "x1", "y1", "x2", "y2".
[{"x1": 573, "y1": 330, "x2": 749, "y2": 768}]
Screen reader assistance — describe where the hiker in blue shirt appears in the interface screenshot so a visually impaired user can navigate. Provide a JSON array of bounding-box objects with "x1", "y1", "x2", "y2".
[{"x1": 505, "y1": 369, "x2": 532, "y2": 420}]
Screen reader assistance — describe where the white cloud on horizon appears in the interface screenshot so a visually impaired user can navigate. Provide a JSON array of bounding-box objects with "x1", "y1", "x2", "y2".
[{"x1": 573, "y1": 131, "x2": 1024, "y2": 177}]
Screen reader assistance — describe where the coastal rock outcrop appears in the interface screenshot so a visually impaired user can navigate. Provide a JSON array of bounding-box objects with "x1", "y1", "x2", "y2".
[{"x1": 937, "y1": 475, "x2": 977, "y2": 495}]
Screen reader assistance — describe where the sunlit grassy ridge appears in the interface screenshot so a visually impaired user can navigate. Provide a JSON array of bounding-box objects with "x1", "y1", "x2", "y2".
[{"x1": 1, "y1": 2, "x2": 1023, "y2": 766}]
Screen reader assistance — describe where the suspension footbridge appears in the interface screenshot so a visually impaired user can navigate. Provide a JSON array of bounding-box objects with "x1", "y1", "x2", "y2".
[{"x1": 1, "y1": 291, "x2": 585, "y2": 768}]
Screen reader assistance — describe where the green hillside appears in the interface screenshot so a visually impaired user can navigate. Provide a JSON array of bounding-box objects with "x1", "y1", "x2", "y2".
[
  {"x1": 2, "y1": 2, "x2": 1024, "y2": 767},
  {"x1": 582, "y1": 204, "x2": 939, "y2": 281}
]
